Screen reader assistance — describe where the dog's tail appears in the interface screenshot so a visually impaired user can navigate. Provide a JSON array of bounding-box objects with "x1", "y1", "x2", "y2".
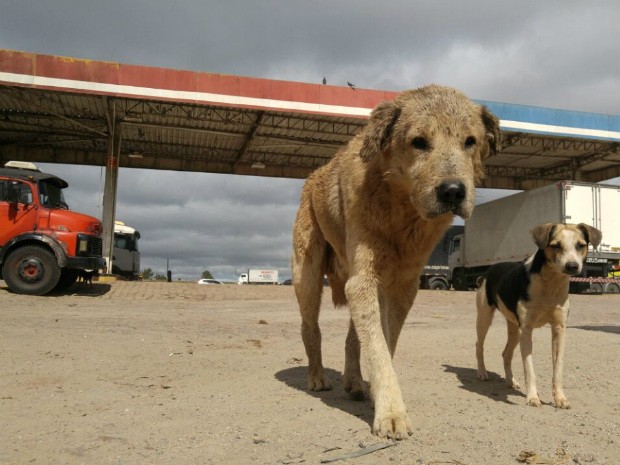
[
  {"x1": 328, "y1": 274, "x2": 348, "y2": 307},
  {"x1": 476, "y1": 276, "x2": 485, "y2": 288},
  {"x1": 323, "y1": 244, "x2": 348, "y2": 307}
]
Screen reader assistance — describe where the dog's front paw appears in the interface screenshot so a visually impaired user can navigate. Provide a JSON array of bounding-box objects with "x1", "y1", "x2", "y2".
[
  {"x1": 343, "y1": 375, "x2": 367, "y2": 401},
  {"x1": 477, "y1": 368, "x2": 489, "y2": 381},
  {"x1": 506, "y1": 378, "x2": 521, "y2": 390},
  {"x1": 554, "y1": 397, "x2": 571, "y2": 409},
  {"x1": 307, "y1": 374, "x2": 332, "y2": 391},
  {"x1": 526, "y1": 396, "x2": 541, "y2": 407},
  {"x1": 372, "y1": 410, "x2": 413, "y2": 440}
]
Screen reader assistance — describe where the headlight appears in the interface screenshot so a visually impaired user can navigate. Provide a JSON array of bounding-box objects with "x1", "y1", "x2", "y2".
[{"x1": 78, "y1": 238, "x2": 89, "y2": 253}]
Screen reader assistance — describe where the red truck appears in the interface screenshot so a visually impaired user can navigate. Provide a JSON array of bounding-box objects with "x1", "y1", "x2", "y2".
[{"x1": 0, "y1": 161, "x2": 105, "y2": 295}]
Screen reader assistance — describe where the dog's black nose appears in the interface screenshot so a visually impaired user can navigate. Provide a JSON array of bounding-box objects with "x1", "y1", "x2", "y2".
[
  {"x1": 437, "y1": 180, "x2": 466, "y2": 206},
  {"x1": 565, "y1": 262, "x2": 580, "y2": 274}
]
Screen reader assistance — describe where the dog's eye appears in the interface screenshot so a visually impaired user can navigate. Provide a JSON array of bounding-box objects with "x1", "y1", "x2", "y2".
[
  {"x1": 550, "y1": 243, "x2": 562, "y2": 250},
  {"x1": 412, "y1": 137, "x2": 430, "y2": 151},
  {"x1": 576, "y1": 243, "x2": 586, "y2": 250},
  {"x1": 464, "y1": 136, "x2": 476, "y2": 148}
]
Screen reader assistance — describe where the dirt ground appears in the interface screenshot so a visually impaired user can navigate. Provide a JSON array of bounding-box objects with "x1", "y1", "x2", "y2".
[{"x1": 0, "y1": 281, "x2": 618, "y2": 465}]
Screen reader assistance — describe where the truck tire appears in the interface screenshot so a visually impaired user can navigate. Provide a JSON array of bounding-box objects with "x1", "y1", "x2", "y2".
[
  {"x1": 53, "y1": 269, "x2": 79, "y2": 292},
  {"x1": 590, "y1": 282, "x2": 604, "y2": 294},
  {"x1": 2, "y1": 245, "x2": 61, "y2": 295},
  {"x1": 452, "y1": 269, "x2": 468, "y2": 291},
  {"x1": 429, "y1": 278, "x2": 449, "y2": 291},
  {"x1": 604, "y1": 282, "x2": 620, "y2": 294}
]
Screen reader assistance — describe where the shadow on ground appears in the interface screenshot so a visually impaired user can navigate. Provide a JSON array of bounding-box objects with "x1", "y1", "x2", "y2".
[
  {"x1": 1, "y1": 282, "x2": 111, "y2": 297},
  {"x1": 50, "y1": 283, "x2": 112, "y2": 297},
  {"x1": 570, "y1": 325, "x2": 620, "y2": 335},
  {"x1": 442, "y1": 364, "x2": 524, "y2": 405},
  {"x1": 275, "y1": 366, "x2": 373, "y2": 428}
]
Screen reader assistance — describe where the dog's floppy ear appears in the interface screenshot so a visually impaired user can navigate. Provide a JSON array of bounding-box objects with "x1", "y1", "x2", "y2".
[
  {"x1": 359, "y1": 100, "x2": 401, "y2": 162},
  {"x1": 577, "y1": 223, "x2": 602, "y2": 249},
  {"x1": 480, "y1": 106, "x2": 500, "y2": 160},
  {"x1": 531, "y1": 223, "x2": 556, "y2": 250}
]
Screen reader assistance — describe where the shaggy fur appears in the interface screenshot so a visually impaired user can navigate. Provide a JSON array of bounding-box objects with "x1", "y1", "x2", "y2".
[
  {"x1": 476, "y1": 223, "x2": 602, "y2": 409},
  {"x1": 292, "y1": 85, "x2": 500, "y2": 439}
]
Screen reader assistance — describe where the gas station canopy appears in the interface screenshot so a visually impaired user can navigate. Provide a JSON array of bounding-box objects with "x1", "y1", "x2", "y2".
[{"x1": 1, "y1": 49, "x2": 619, "y2": 190}]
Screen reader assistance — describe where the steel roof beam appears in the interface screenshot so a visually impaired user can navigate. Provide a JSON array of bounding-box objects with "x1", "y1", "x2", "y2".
[
  {"x1": 120, "y1": 120, "x2": 247, "y2": 138},
  {"x1": 260, "y1": 113, "x2": 363, "y2": 137},
  {"x1": 233, "y1": 111, "x2": 264, "y2": 170},
  {"x1": 501, "y1": 132, "x2": 611, "y2": 153},
  {"x1": 1, "y1": 85, "x2": 108, "y2": 137},
  {"x1": 537, "y1": 144, "x2": 619, "y2": 178}
]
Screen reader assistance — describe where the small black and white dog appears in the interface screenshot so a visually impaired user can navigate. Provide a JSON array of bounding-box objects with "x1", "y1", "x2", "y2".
[
  {"x1": 77, "y1": 269, "x2": 97, "y2": 285},
  {"x1": 475, "y1": 223, "x2": 602, "y2": 409}
]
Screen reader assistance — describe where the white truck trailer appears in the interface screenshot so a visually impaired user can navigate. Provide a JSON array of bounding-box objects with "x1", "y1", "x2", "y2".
[
  {"x1": 448, "y1": 181, "x2": 620, "y2": 294},
  {"x1": 238, "y1": 269, "x2": 279, "y2": 285}
]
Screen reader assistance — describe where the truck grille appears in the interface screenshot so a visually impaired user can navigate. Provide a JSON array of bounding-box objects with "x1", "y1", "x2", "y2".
[
  {"x1": 91, "y1": 237, "x2": 103, "y2": 256},
  {"x1": 77, "y1": 234, "x2": 103, "y2": 257}
]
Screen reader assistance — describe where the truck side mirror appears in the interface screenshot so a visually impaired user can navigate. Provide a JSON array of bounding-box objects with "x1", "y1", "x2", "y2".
[{"x1": 6, "y1": 181, "x2": 20, "y2": 204}]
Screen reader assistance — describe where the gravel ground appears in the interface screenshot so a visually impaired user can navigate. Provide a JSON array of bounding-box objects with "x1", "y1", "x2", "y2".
[{"x1": 1, "y1": 281, "x2": 618, "y2": 465}]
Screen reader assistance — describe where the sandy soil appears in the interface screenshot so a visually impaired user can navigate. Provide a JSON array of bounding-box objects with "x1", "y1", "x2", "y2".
[{"x1": 0, "y1": 281, "x2": 618, "y2": 465}]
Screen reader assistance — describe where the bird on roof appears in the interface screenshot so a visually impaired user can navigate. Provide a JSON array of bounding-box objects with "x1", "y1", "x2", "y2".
[
  {"x1": 322, "y1": 77, "x2": 327, "y2": 85},
  {"x1": 347, "y1": 81, "x2": 357, "y2": 90}
]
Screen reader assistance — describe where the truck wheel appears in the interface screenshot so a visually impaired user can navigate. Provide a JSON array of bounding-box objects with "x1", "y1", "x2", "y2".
[
  {"x1": 54, "y1": 269, "x2": 79, "y2": 292},
  {"x1": 604, "y1": 282, "x2": 620, "y2": 294},
  {"x1": 429, "y1": 279, "x2": 449, "y2": 291},
  {"x1": 590, "y1": 282, "x2": 603, "y2": 294},
  {"x1": 452, "y1": 269, "x2": 468, "y2": 291},
  {"x1": 2, "y1": 245, "x2": 61, "y2": 295}
]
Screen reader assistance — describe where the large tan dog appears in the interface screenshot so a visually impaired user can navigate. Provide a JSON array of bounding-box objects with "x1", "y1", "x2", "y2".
[{"x1": 292, "y1": 85, "x2": 500, "y2": 439}]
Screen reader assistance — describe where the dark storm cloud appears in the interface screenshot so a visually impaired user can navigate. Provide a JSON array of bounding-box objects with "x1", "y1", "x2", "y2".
[
  {"x1": 2, "y1": 1, "x2": 619, "y2": 279},
  {"x1": 2, "y1": 1, "x2": 618, "y2": 112}
]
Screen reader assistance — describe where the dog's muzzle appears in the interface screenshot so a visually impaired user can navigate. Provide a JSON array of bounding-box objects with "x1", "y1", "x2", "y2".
[
  {"x1": 436, "y1": 180, "x2": 466, "y2": 214},
  {"x1": 564, "y1": 261, "x2": 581, "y2": 276}
]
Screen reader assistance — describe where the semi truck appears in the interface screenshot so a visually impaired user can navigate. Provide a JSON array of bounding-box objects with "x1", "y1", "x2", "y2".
[
  {"x1": 419, "y1": 225, "x2": 464, "y2": 290},
  {"x1": 238, "y1": 269, "x2": 279, "y2": 285},
  {"x1": 113, "y1": 220, "x2": 141, "y2": 279},
  {"x1": 0, "y1": 161, "x2": 105, "y2": 295},
  {"x1": 447, "y1": 181, "x2": 620, "y2": 294}
]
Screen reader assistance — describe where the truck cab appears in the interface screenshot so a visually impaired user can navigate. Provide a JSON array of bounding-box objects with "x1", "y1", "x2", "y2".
[
  {"x1": 113, "y1": 220, "x2": 141, "y2": 279},
  {"x1": 0, "y1": 161, "x2": 105, "y2": 295},
  {"x1": 419, "y1": 225, "x2": 463, "y2": 290},
  {"x1": 447, "y1": 233, "x2": 470, "y2": 290}
]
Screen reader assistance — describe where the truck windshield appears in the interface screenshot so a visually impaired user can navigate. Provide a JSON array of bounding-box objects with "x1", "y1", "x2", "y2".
[
  {"x1": 114, "y1": 234, "x2": 139, "y2": 252},
  {"x1": 38, "y1": 180, "x2": 69, "y2": 209}
]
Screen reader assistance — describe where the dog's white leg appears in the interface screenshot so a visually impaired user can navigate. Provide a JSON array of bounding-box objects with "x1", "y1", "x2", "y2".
[
  {"x1": 343, "y1": 319, "x2": 366, "y2": 400},
  {"x1": 503, "y1": 321, "x2": 521, "y2": 389},
  {"x1": 475, "y1": 284, "x2": 494, "y2": 381},
  {"x1": 551, "y1": 311, "x2": 570, "y2": 409},
  {"x1": 346, "y1": 274, "x2": 412, "y2": 440},
  {"x1": 519, "y1": 325, "x2": 541, "y2": 407}
]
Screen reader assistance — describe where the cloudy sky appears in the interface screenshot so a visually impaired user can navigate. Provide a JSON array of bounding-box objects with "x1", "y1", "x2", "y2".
[{"x1": 1, "y1": 1, "x2": 619, "y2": 281}]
